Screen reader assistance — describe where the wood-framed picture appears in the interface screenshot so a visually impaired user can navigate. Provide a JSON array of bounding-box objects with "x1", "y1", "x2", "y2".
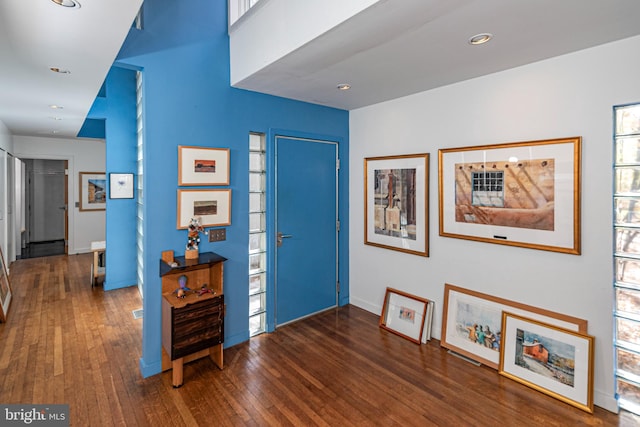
[
  {"x1": 79, "y1": 172, "x2": 106, "y2": 211},
  {"x1": 0, "y1": 247, "x2": 13, "y2": 322},
  {"x1": 441, "y1": 283, "x2": 587, "y2": 369},
  {"x1": 177, "y1": 189, "x2": 231, "y2": 229},
  {"x1": 438, "y1": 137, "x2": 581, "y2": 254},
  {"x1": 178, "y1": 146, "x2": 230, "y2": 186},
  {"x1": 379, "y1": 287, "x2": 431, "y2": 344},
  {"x1": 109, "y1": 173, "x2": 134, "y2": 199},
  {"x1": 499, "y1": 312, "x2": 594, "y2": 413},
  {"x1": 364, "y1": 153, "x2": 429, "y2": 257}
]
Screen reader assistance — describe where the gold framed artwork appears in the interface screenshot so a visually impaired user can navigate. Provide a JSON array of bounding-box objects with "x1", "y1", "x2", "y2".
[
  {"x1": 79, "y1": 172, "x2": 106, "y2": 211},
  {"x1": 438, "y1": 137, "x2": 581, "y2": 254},
  {"x1": 178, "y1": 146, "x2": 230, "y2": 186},
  {"x1": 499, "y1": 312, "x2": 594, "y2": 413},
  {"x1": 177, "y1": 189, "x2": 231, "y2": 229},
  {"x1": 364, "y1": 153, "x2": 429, "y2": 257},
  {"x1": 441, "y1": 283, "x2": 587, "y2": 369}
]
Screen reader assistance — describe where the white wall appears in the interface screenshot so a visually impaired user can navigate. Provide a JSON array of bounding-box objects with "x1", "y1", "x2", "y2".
[
  {"x1": 0, "y1": 120, "x2": 11, "y2": 153},
  {"x1": 13, "y1": 136, "x2": 106, "y2": 254},
  {"x1": 0, "y1": 120, "x2": 12, "y2": 265},
  {"x1": 230, "y1": 0, "x2": 378, "y2": 84},
  {"x1": 349, "y1": 35, "x2": 640, "y2": 412}
]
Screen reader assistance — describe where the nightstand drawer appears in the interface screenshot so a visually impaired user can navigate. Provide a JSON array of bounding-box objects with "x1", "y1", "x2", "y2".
[
  {"x1": 163, "y1": 294, "x2": 224, "y2": 361},
  {"x1": 172, "y1": 320, "x2": 223, "y2": 359},
  {"x1": 173, "y1": 296, "x2": 223, "y2": 324}
]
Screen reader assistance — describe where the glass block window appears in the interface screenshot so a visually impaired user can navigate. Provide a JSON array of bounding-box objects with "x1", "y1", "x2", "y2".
[
  {"x1": 249, "y1": 133, "x2": 266, "y2": 336},
  {"x1": 614, "y1": 103, "x2": 640, "y2": 416},
  {"x1": 136, "y1": 70, "x2": 144, "y2": 298}
]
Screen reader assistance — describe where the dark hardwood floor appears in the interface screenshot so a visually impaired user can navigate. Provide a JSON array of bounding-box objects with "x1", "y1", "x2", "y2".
[
  {"x1": 20, "y1": 239, "x2": 66, "y2": 259},
  {"x1": 1, "y1": 254, "x2": 638, "y2": 426}
]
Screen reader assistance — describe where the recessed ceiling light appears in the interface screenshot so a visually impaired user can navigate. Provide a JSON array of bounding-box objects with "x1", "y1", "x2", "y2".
[
  {"x1": 337, "y1": 83, "x2": 351, "y2": 91},
  {"x1": 50, "y1": 67, "x2": 71, "y2": 74},
  {"x1": 49, "y1": 104, "x2": 64, "y2": 109},
  {"x1": 49, "y1": 116, "x2": 63, "y2": 121},
  {"x1": 468, "y1": 33, "x2": 493, "y2": 45},
  {"x1": 51, "y1": 0, "x2": 81, "y2": 8}
]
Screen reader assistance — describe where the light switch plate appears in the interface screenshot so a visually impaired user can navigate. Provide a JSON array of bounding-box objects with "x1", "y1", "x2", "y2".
[{"x1": 209, "y1": 228, "x2": 226, "y2": 242}]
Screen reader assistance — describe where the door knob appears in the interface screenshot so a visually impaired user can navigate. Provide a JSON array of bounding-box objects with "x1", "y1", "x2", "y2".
[{"x1": 277, "y1": 232, "x2": 293, "y2": 247}]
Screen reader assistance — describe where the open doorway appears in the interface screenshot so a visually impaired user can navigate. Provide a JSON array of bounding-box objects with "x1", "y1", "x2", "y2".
[{"x1": 21, "y1": 159, "x2": 67, "y2": 258}]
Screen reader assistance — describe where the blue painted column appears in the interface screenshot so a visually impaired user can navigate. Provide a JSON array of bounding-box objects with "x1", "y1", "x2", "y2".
[{"x1": 104, "y1": 66, "x2": 138, "y2": 290}]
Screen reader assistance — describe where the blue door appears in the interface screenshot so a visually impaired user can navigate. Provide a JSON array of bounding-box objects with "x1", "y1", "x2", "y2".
[{"x1": 275, "y1": 136, "x2": 338, "y2": 326}]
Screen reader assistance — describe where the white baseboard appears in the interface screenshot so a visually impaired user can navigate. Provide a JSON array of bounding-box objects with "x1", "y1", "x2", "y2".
[
  {"x1": 349, "y1": 296, "x2": 380, "y2": 316},
  {"x1": 594, "y1": 389, "x2": 619, "y2": 413}
]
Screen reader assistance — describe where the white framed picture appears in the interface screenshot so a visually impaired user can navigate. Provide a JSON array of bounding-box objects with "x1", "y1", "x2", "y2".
[{"x1": 109, "y1": 173, "x2": 134, "y2": 199}]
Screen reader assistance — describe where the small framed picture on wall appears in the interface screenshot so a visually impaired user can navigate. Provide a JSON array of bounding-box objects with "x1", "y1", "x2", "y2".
[
  {"x1": 178, "y1": 146, "x2": 230, "y2": 186},
  {"x1": 109, "y1": 173, "x2": 134, "y2": 199},
  {"x1": 79, "y1": 172, "x2": 106, "y2": 211},
  {"x1": 177, "y1": 189, "x2": 231, "y2": 229}
]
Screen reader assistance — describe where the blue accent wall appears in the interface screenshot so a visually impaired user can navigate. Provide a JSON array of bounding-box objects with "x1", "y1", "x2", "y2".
[
  {"x1": 77, "y1": 118, "x2": 105, "y2": 139},
  {"x1": 82, "y1": 66, "x2": 138, "y2": 290},
  {"x1": 103, "y1": 66, "x2": 138, "y2": 290},
  {"x1": 111, "y1": 0, "x2": 349, "y2": 378}
]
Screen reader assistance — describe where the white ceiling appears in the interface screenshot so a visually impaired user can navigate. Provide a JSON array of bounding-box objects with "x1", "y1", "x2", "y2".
[
  {"x1": 1, "y1": 0, "x2": 640, "y2": 139},
  {"x1": 0, "y1": 0, "x2": 142, "y2": 139},
  {"x1": 234, "y1": 0, "x2": 640, "y2": 110}
]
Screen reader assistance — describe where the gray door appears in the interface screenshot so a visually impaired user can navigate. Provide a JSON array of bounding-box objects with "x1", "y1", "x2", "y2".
[{"x1": 26, "y1": 159, "x2": 66, "y2": 243}]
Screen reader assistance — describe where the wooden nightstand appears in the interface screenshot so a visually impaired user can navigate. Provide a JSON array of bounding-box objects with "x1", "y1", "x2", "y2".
[{"x1": 159, "y1": 251, "x2": 227, "y2": 387}]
